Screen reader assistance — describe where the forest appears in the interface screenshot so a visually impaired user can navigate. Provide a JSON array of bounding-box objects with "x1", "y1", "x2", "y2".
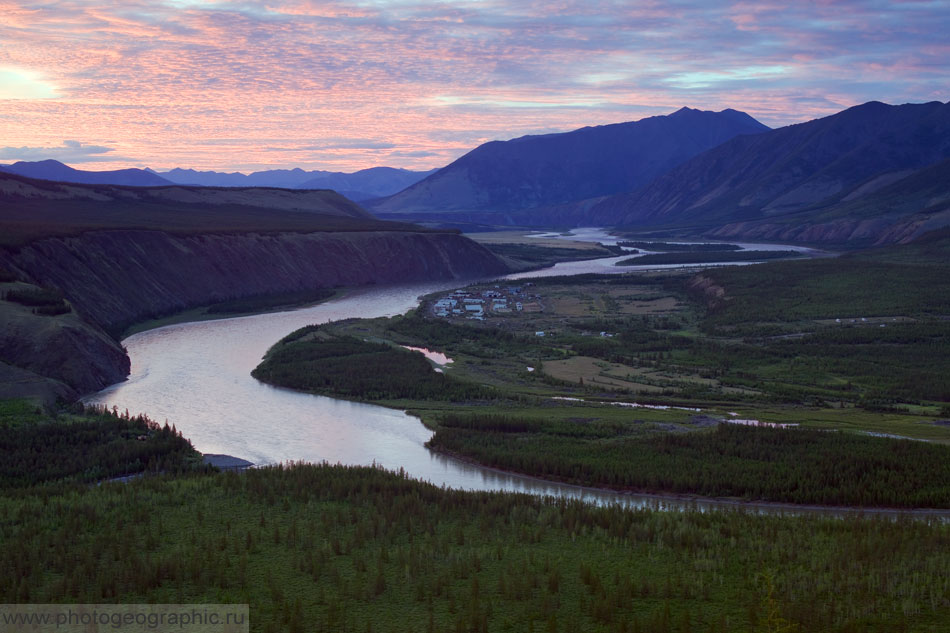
[
  {"x1": 429, "y1": 416, "x2": 950, "y2": 507},
  {"x1": 253, "y1": 332, "x2": 495, "y2": 402},
  {"x1": 2, "y1": 441, "x2": 949, "y2": 632},
  {"x1": 617, "y1": 250, "x2": 802, "y2": 266},
  {"x1": 0, "y1": 400, "x2": 202, "y2": 488},
  {"x1": 205, "y1": 288, "x2": 336, "y2": 315},
  {"x1": 616, "y1": 241, "x2": 743, "y2": 251}
]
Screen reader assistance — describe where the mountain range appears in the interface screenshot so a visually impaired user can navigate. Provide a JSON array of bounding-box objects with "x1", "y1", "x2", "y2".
[
  {"x1": 369, "y1": 107, "x2": 770, "y2": 221},
  {"x1": 6, "y1": 100, "x2": 949, "y2": 246},
  {"x1": 0, "y1": 159, "x2": 172, "y2": 187},
  {"x1": 583, "y1": 100, "x2": 950, "y2": 242},
  {"x1": 370, "y1": 100, "x2": 950, "y2": 244},
  {"x1": 0, "y1": 161, "x2": 435, "y2": 202},
  {"x1": 152, "y1": 166, "x2": 437, "y2": 201}
]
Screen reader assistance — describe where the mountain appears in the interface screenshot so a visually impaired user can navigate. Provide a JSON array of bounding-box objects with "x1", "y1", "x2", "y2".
[
  {"x1": 155, "y1": 167, "x2": 316, "y2": 188},
  {"x1": 588, "y1": 100, "x2": 950, "y2": 243},
  {"x1": 0, "y1": 159, "x2": 172, "y2": 186},
  {"x1": 156, "y1": 166, "x2": 436, "y2": 200},
  {"x1": 369, "y1": 108, "x2": 770, "y2": 222},
  {"x1": 705, "y1": 157, "x2": 950, "y2": 245},
  {"x1": 298, "y1": 167, "x2": 439, "y2": 201},
  {"x1": 0, "y1": 161, "x2": 436, "y2": 200}
]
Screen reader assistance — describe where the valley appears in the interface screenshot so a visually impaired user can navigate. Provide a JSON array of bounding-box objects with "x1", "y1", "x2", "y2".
[
  {"x1": 251, "y1": 233, "x2": 950, "y2": 509},
  {"x1": 3, "y1": 96, "x2": 950, "y2": 632}
]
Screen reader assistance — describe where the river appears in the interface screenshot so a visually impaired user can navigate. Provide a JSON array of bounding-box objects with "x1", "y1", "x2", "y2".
[{"x1": 85, "y1": 230, "x2": 899, "y2": 513}]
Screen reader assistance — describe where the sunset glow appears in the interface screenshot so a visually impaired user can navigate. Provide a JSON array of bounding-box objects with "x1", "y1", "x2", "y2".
[{"x1": 1, "y1": 0, "x2": 948, "y2": 172}]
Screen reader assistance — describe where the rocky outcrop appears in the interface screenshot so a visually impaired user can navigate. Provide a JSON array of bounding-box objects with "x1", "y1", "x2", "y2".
[{"x1": 0, "y1": 230, "x2": 509, "y2": 335}]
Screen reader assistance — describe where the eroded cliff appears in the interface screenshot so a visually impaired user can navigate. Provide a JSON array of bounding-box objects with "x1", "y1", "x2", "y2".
[
  {"x1": 1, "y1": 230, "x2": 508, "y2": 333},
  {"x1": 0, "y1": 283, "x2": 130, "y2": 405}
]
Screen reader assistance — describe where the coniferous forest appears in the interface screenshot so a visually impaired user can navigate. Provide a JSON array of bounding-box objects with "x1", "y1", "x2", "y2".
[{"x1": 2, "y1": 446, "x2": 950, "y2": 632}]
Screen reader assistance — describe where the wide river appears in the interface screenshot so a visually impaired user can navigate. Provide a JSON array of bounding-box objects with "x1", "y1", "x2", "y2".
[{"x1": 85, "y1": 230, "x2": 892, "y2": 513}]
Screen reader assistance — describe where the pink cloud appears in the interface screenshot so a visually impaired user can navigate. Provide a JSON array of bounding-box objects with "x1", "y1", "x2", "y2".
[{"x1": 0, "y1": 0, "x2": 946, "y2": 171}]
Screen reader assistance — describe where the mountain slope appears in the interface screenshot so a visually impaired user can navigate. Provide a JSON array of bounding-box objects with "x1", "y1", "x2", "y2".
[
  {"x1": 0, "y1": 159, "x2": 172, "y2": 186},
  {"x1": 370, "y1": 108, "x2": 769, "y2": 221},
  {"x1": 706, "y1": 157, "x2": 950, "y2": 245},
  {"x1": 589, "y1": 100, "x2": 950, "y2": 238}
]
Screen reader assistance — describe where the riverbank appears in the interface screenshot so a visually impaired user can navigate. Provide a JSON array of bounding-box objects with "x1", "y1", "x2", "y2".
[
  {"x1": 247, "y1": 245, "x2": 950, "y2": 509},
  {"x1": 426, "y1": 444, "x2": 950, "y2": 517},
  {"x1": 121, "y1": 289, "x2": 346, "y2": 337},
  {"x1": 202, "y1": 453, "x2": 254, "y2": 471}
]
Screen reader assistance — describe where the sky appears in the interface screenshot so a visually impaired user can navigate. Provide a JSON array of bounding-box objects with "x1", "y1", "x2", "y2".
[{"x1": 1, "y1": 0, "x2": 948, "y2": 173}]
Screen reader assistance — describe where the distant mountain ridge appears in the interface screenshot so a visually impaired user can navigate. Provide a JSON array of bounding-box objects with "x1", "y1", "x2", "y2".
[
  {"x1": 0, "y1": 159, "x2": 172, "y2": 187},
  {"x1": 586, "y1": 100, "x2": 950, "y2": 244},
  {"x1": 0, "y1": 169, "x2": 372, "y2": 220},
  {"x1": 369, "y1": 107, "x2": 770, "y2": 220},
  {"x1": 0, "y1": 160, "x2": 435, "y2": 202},
  {"x1": 155, "y1": 166, "x2": 437, "y2": 201}
]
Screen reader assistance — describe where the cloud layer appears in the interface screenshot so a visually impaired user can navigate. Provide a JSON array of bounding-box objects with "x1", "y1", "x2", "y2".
[
  {"x1": 1, "y1": 0, "x2": 947, "y2": 171},
  {"x1": 0, "y1": 140, "x2": 115, "y2": 163}
]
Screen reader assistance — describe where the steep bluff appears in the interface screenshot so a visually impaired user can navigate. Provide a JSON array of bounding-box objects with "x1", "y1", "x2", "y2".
[
  {"x1": 0, "y1": 298, "x2": 129, "y2": 405},
  {"x1": 0, "y1": 230, "x2": 509, "y2": 335}
]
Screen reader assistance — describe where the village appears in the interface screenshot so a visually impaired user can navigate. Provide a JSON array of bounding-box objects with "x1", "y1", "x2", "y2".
[{"x1": 428, "y1": 283, "x2": 544, "y2": 322}]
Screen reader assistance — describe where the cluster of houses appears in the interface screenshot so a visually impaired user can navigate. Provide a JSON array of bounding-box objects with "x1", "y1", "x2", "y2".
[{"x1": 431, "y1": 284, "x2": 541, "y2": 321}]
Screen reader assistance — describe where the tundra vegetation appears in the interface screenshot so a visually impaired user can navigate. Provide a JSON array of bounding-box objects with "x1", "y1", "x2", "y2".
[
  {"x1": 616, "y1": 250, "x2": 802, "y2": 266},
  {"x1": 254, "y1": 233, "x2": 950, "y2": 508},
  {"x1": 2, "y1": 398, "x2": 949, "y2": 632},
  {"x1": 8, "y1": 233, "x2": 950, "y2": 632}
]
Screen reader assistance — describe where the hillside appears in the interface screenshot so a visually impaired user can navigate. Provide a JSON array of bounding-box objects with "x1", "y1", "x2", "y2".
[
  {"x1": 0, "y1": 279, "x2": 128, "y2": 405},
  {"x1": 370, "y1": 107, "x2": 769, "y2": 223},
  {"x1": 706, "y1": 157, "x2": 950, "y2": 245},
  {"x1": 0, "y1": 170, "x2": 420, "y2": 246},
  {"x1": 0, "y1": 172, "x2": 509, "y2": 402},
  {"x1": 0, "y1": 230, "x2": 508, "y2": 336},
  {"x1": 588, "y1": 100, "x2": 950, "y2": 243}
]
